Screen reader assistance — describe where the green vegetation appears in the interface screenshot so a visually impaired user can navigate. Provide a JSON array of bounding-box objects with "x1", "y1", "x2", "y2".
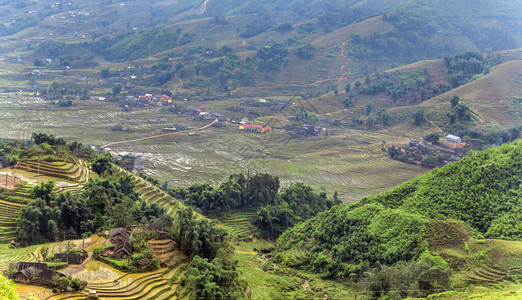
[
  {"x1": 0, "y1": 274, "x2": 20, "y2": 300},
  {"x1": 182, "y1": 255, "x2": 245, "y2": 299},
  {"x1": 85, "y1": 27, "x2": 193, "y2": 61},
  {"x1": 444, "y1": 51, "x2": 499, "y2": 88},
  {"x1": 350, "y1": 0, "x2": 519, "y2": 61},
  {"x1": 271, "y1": 142, "x2": 522, "y2": 297},
  {"x1": 17, "y1": 171, "x2": 165, "y2": 245},
  {"x1": 172, "y1": 174, "x2": 338, "y2": 237},
  {"x1": 361, "y1": 142, "x2": 522, "y2": 240}
]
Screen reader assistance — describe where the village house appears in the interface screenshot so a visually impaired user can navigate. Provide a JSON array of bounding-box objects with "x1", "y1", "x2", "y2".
[
  {"x1": 109, "y1": 227, "x2": 130, "y2": 246},
  {"x1": 113, "y1": 240, "x2": 133, "y2": 259},
  {"x1": 160, "y1": 94, "x2": 173, "y2": 104},
  {"x1": 12, "y1": 262, "x2": 69, "y2": 284},
  {"x1": 446, "y1": 134, "x2": 462, "y2": 144},
  {"x1": 53, "y1": 252, "x2": 87, "y2": 264}
]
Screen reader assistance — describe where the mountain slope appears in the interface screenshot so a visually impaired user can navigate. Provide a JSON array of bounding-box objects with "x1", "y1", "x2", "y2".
[{"x1": 272, "y1": 142, "x2": 522, "y2": 280}]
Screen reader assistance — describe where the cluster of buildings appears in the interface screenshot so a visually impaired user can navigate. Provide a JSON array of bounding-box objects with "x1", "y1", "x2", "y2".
[
  {"x1": 238, "y1": 124, "x2": 272, "y2": 134},
  {"x1": 240, "y1": 98, "x2": 290, "y2": 111},
  {"x1": 386, "y1": 134, "x2": 467, "y2": 167},
  {"x1": 103, "y1": 228, "x2": 134, "y2": 259},
  {"x1": 122, "y1": 94, "x2": 173, "y2": 107},
  {"x1": 12, "y1": 251, "x2": 86, "y2": 285}
]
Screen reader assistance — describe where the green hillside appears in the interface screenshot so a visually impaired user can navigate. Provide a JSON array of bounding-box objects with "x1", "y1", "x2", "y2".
[
  {"x1": 272, "y1": 142, "x2": 522, "y2": 296},
  {"x1": 358, "y1": 142, "x2": 522, "y2": 240}
]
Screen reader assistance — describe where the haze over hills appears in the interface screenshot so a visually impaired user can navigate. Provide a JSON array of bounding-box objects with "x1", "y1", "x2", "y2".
[{"x1": 0, "y1": 0, "x2": 521, "y2": 299}]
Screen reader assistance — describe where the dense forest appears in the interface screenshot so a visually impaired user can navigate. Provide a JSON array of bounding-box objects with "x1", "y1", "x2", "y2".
[{"x1": 170, "y1": 173, "x2": 340, "y2": 237}]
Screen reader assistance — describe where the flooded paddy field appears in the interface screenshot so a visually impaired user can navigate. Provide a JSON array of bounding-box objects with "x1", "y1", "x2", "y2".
[{"x1": 0, "y1": 94, "x2": 426, "y2": 202}]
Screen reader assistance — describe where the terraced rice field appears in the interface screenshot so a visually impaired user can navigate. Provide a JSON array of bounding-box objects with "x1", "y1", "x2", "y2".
[
  {"x1": 0, "y1": 199, "x2": 23, "y2": 243},
  {"x1": 78, "y1": 258, "x2": 188, "y2": 300},
  {"x1": 219, "y1": 212, "x2": 258, "y2": 240},
  {"x1": 0, "y1": 94, "x2": 428, "y2": 204},
  {"x1": 125, "y1": 170, "x2": 203, "y2": 220},
  {"x1": 466, "y1": 264, "x2": 515, "y2": 285}
]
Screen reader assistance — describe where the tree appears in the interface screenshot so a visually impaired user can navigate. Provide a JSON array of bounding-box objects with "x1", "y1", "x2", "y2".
[
  {"x1": 425, "y1": 132, "x2": 439, "y2": 143},
  {"x1": 112, "y1": 84, "x2": 122, "y2": 96},
  {"x1": 366, "y1": 102, "x2": 373, "y2": 116},
  {"x1": 344, "y1": 84, "x2": 351, "y2": 93},
  {"x1": 413, "y1": 110, "x2": 425, "y2": 126},
  {"x1": 91, "y1": 153, "x2": 113, "y2": 175},
  {"x1": 450, "y1": 95, "x2": 460, "y2": 107},
  {"x1": 31, "y1": 181, "x2": 55, "y2": 205},
  {"x1": 340, "y1": 94, "x2": 354, "y2": 108},
  {"x1": 100, "y1": 69, "x2": 110, "y2": 78},
  {"x1": 39, "y1": 245, "x2": 49, "y2": 261},
  {"x1": 377, "y1": 109, "x2": 390, "y2": 126},
  {"x1": 366, "y1": 116, "x2": 375, "y2": 129},
  {"x1": 295, "y1": 43, "x2": 315, "y2": 59}
]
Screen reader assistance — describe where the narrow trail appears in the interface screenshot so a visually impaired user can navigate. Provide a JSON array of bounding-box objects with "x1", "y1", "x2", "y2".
[
  {"x1": 199, "y1": 0, "x2": 211, "y2": 15},
  {"x1": 101, "y1": 118, "x2": 218, "y2": 148},
  {"x1": 171, "y1": 0, "x2": 211, "y2": 22},
  {"x1": 339, "y1": 39, "x2": 351, "y2": 73}
]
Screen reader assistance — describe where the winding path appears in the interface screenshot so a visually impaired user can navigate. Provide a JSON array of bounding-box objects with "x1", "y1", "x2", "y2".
[{"x1": 101, "y1": 118, "x2": 218, "y2": 148}]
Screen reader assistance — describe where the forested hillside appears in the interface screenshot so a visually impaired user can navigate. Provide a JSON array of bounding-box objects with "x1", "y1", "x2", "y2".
[
  {"x1": 272, "y1": 142, "x2": 522, "y2": 293},
  {"x1": 359, "y1": 142, "x2": 522, "y2": 240}
]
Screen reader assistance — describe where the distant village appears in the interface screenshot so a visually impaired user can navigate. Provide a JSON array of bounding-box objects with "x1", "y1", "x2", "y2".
[{"x1": 386, "y1": 134, "x2": 483, "y2": 167}]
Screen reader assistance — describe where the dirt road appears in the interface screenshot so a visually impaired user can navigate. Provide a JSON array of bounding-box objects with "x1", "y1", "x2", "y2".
[{"x1": 101, "y1": 118, "x2": 218, "y2": 148}]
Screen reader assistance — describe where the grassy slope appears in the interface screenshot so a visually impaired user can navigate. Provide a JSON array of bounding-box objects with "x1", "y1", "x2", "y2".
[{"x1": 386, "y1": 59, "x2": 522, "y2": 134}]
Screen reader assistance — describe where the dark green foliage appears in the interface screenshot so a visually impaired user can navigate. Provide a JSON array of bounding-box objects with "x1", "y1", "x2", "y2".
[
  {"x1": 365, "y1": 102, "x2": 372, "y2": 116},
  {"x1": 176, "y1": 207, "x2": 227, "y2": 260},
  {"x1": 412, "y1": 110, "x2": 425, "y2": 126},
  {"x1": 32, "y1": 133, "x2": 66, "y2": 146},
  {"x1": 176, "y1": 174, "x2": 335, "y2": 237},
  {"x1": 17, "y1": 174, "x2": 165, "y2": 245},
  {"x1": 273, "y1": 203, "x2": 430, "y2": 278},
  {"x1": 450, "y1": 95, "x2": 460, "y2": 108},
  {"x1": 17, "y1": 198, "x2": 61, "y2": 244},
  {"x1": 91, "y1": 153, "x2": 113, "y2": 175},
  {"x1": 340, "y1": 93, "x2": 354, "y2": 108},
  {"x1": 483, "y1": 126, "x2": 522, "y2": 145},
  {"x1": 360, "y1": 142, "x2": 522, "y2": 240},
  {"x1": 150, "y1": 61, "x2": 185, "y2": 87},
  {"x1": 256, "y1": 44, "x2": 288, "y2": 72},
  {"x1": 276, "y1": 23, "x2": 293, "y2": 33},
  {"x1": 56, "y1": 99, "x2": 73, "y2": 107},
  {"x1": 295, "y1": 44, "x2": 315, "y2": 60},
  {"x1": 36, "y1": 40, "x2": 68, "y2": 59},
  {"x1": 365, "y1": 116, "x2": 374, "y2": 129},
  {"x1": 183, "y1": 256, "x2": 245, "y2": 300},
  {"x1": 444, "y1": 51, "x2": 499, "y2": 88},
  {"x1": 240, "y1": 19, "x2": 270, "y2": 38},
  {"x1": 112, "y1": 84, "x2": 122, "y2": 96},
  {"x1": 86, "y1": 27, "x2": 193, "y2": 61},
  {"x1": 30, "y1": 181, "x2": 55, "y2": 205},
  {"x1": 425, "y1": 132, "x2": 440, "y2": 143},
  {"x1": 176, "y1": 173, "x2": 279, "y2": 215},
  {"x1": 446, "y1": 101, "x2": 474, "y2": 124},
  {"x1": 354, "y1": 70, "x2": 436, "y2": 104},
  {"x1": 377, "y1": 109, "x2": 390, "y2": 126},
  {"x1": 253, "y1": 183, "x2": 340, "y2": 236}
]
